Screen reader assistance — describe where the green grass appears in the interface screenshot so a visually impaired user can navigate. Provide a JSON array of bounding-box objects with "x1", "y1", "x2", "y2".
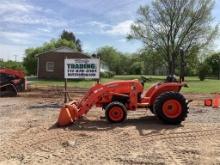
[
  {"x1": 28, "y1": 75, "x2": 220, "y2": 94},
  {"x1": 182, "y1": 79, "x2": 220, "y2": 93}
]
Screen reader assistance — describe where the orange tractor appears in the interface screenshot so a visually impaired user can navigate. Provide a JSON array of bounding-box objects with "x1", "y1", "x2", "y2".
[
  {"x1": 0, "y1": 68, "x2": 26, "y2": 97},
  {"x1": 58, "y1": 76, "x2": 190, "y2": 126}
]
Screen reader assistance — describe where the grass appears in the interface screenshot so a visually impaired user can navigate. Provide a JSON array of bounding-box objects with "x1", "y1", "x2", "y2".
[
  {"x1": 28, "y1": 75, "x2": 220, "y2": 94},
  {"x1": 182, "y1": 79, "x2": 220, "y2": 93}
]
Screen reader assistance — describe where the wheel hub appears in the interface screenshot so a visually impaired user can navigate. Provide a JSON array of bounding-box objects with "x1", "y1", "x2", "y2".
[
  {"x1": 109, "y1": 107, "x2": 123, "y2": 121},
  {"x1": 162, "y1": 99, "x2": 182, "y2": 118}
]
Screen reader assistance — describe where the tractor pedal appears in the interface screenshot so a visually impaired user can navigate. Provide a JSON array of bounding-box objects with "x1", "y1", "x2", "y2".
[{"x1": 137, "y1": 103, "x2": 149, "y2": 108}]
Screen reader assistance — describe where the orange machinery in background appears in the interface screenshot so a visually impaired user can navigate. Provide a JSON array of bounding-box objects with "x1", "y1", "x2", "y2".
[{"x1": 0, "y1": 68, "x2": 26, "y2": 97}]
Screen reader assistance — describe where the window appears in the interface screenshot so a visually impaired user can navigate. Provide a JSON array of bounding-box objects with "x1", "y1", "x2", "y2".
[{"x1": 46, "y1": 62, "x2": 54, "y2": 72}]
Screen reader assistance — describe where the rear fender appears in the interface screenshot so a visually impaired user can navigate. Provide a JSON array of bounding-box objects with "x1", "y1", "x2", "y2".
[{"x1": 145, "y1": 82, "x2": 186, "y2": 105}]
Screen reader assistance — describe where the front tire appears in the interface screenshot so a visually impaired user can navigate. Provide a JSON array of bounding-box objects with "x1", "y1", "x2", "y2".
[
  {"x1": 105, "y1": 102, "x2": 127, "y2": 123},
  {"x1": 0, "y1": 84, "x2": 17, "y2": 97},
  {"x1": 154, "y1": 92, "x2": 188, "y2": 124}
]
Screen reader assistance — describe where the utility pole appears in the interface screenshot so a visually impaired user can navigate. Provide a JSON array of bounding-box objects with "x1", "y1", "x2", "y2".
[{"x1": 14, "y1": 55, "x2": 18, "y2": 62}]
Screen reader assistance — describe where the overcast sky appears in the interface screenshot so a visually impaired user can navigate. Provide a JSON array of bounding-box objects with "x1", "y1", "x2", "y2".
[{"x1": 0, "y1": 0, "x2": 220, "y2": 61}]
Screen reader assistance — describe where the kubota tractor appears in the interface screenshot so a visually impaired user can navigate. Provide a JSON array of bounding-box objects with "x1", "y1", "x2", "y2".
[
  {"x1": 57, "y1": 76, "x2": 190, "y2": 126},
  {"x1": 0, "y1": 68, "x2": 26, "y2": 97}
]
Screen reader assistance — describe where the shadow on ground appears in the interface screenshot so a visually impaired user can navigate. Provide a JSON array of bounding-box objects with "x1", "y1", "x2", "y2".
[
  {"x1": 29, "y1": 103, "x2": 61, "y2": 109},
  {"x1": 50, "y1": 116, "x2": 183, "y2": 136}
]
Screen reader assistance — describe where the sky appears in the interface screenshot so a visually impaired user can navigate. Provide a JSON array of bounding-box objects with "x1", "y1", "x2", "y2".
[{"x1": 0, "y1": 0, "x2": 220, "y2": 62}]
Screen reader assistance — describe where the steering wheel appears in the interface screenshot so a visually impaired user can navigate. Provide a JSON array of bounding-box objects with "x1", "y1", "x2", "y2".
[{"x1": 140, "y1": 76, "x2": 151, "y2": 86}]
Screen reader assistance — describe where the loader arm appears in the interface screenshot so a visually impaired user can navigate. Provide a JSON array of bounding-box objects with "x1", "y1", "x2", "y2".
[
  {"x1": 58, "y1": 83, "x2": 111, "y2": 126},
  {"x1": 57, "y1": 80, "x2": 143, "y2": 126},
  {"x1": 77, "y1": 83, "x2": 106, "y2": 116}
]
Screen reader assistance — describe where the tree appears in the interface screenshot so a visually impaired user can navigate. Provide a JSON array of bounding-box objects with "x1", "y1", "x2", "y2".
[
  {"x1": 129, "y1": 61, "x2": 143, "y2": 74},
  {"x1": 205, "y1": 53, "x2": 220, "y2": 79},
  {"x1": 198, "y1": 62, "x2": 210, "y2": 81},
  {"x1": 23, "y1": 38, "x2": 77, "y2": 75},
  {"x1": 119, "y1": 53, "x2": 132, "y2": 74},
  {"x1": 0, "y1": 60, "x2": 24, "y2": 70},
  {"x1": 61, "y1": 30, "x2": 82, "y2": 52},
  {"x1": 140, "y1": 49, "x2": 166, "y2": 75},
  {"x1": 97, "y1": 46, "x2": 121, "y2": 74},
  {"x1": 183, "y1": 47, "x2": 200, "y2": 76},
  {"x1": 128, "y1": 0, "x2": 218, "y2": 75},
  {"x1": 97, "y1": 46, "x2": 167, "y2": 76}
]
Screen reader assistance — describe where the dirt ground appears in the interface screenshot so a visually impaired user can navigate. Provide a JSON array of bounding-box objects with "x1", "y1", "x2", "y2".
[{"x1": 0, "y1": 90, "x2": 220, "y2": 165}]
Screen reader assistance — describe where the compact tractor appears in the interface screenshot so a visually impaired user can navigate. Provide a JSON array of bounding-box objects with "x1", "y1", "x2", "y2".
[
  {"x1": 58, "y1": 76, "x2": 190, "y2": 126},
  {"x1": 0, "y1": 68, "x2": 26, "y2": 97}
]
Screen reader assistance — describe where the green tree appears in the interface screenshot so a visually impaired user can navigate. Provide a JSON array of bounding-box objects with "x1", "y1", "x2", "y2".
[
  {"x1": 0, "y1": 60, "x2": 24, "y2": 70},
  {"x1": 140, "y1": 49, "x2": 166, "y2": 75},
  {"x1": 61, "y1": 30, "x2": 82, "y2": 52},
  {"x1": 97, "y1": 46, "x2": 123, "y2": 75},
  {"x1": 119, "y1": 53, "x2": 132, "y2": 74},
  {"x1": 23, "y1": 48, "x2": 40, "y2": 75},
  {"x1": 174, "y1": 46, "x2": 200, "y2": 76},
  {"x1": 128, "y1": 0, "x2": 218, "y2": 75},
  {"x1": 23, "y1": 38, "x2": 77, "y2": 75},
  {"x1": 198, "y1": 62, "x2": 210, "y2": 81},
  {"x1": 205, "y1": 53, "x2": 220, "y2": 79},
  {"x1": 129, "y1": 61, "x2": 143, "y2": 75},
  {"x1": 97, "y1": 46, "x2": 167, "y2": 76}
]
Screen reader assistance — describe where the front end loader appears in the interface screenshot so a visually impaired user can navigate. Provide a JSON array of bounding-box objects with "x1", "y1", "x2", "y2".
[{"x1": 57, "y1": 76, "x2": 190, "y2": 126}]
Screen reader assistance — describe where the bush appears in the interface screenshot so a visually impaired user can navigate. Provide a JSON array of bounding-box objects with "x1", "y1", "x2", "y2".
[
  {"x1": 198, "y1": 64, "x2": 210, "y2": 81},
  {"x1": 129, "y1": 62, "x2": 143, "y2": 75},
  {"x1": 100, "y1": 71, "x2": 115, "y2": 78},
  {"x1": 0, "y1": 61, "x2": 24, "y2": 71}
]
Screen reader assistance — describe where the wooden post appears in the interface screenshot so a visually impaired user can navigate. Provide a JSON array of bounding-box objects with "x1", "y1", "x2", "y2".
[
  {"x1": 64, "y1": 56, "x2": 68, "y2": 103},
  {"x1": 97, "y1": 56, "x2": 101, "y2": 84},
  {"x1": 64, "y1": 78, "x2": 67, "y2": 103},
  {"x1": 179, "y1": 48, "x2": 185, "y2": 82},
  {"x1": 96, "y1": 79, "x2": 100, "y2": 84}
]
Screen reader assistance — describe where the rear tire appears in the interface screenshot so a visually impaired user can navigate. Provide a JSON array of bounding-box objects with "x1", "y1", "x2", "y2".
[
  {"x1": 154, "y1": 92, "x2": 188, "y2": 124},
  {"x1": 105, "y1": 102, "x2": 127, "y2": 123}
]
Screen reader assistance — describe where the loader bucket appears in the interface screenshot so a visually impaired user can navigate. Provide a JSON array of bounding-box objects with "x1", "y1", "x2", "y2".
[{"x1": 57, "y1": 103, "x2": 78, "y2": 127}]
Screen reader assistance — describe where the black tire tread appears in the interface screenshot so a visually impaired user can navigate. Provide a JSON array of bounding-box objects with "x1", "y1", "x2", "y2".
[
  {"x1": 105, "y1": 101, "x2": 127, "y2": 123},
  {"x1": 153, "y1": 92, "x2": 188, "y2": 124}
]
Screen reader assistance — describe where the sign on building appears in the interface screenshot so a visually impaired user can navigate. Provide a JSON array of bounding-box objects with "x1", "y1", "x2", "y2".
[{"x1": 64, "y1": 58, "x2": 100, "y2": 79}]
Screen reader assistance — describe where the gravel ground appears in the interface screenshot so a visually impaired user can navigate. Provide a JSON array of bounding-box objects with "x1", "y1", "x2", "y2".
[{"x1": 0, "y1": 91, "x2": 219, "y2": 165}]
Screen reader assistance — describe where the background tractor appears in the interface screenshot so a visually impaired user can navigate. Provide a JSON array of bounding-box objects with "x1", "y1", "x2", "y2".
[
  {"x1": 0, "y1": 68, "x2": 26, "y2": 97},
  {"x1": 58, "y1": 76, "x2": 190, "y2": 126}
]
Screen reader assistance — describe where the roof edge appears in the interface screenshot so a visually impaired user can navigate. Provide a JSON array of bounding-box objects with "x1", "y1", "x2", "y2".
[{"x1": 36, "y1": 46, "x2": 87, "y2": 57}]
